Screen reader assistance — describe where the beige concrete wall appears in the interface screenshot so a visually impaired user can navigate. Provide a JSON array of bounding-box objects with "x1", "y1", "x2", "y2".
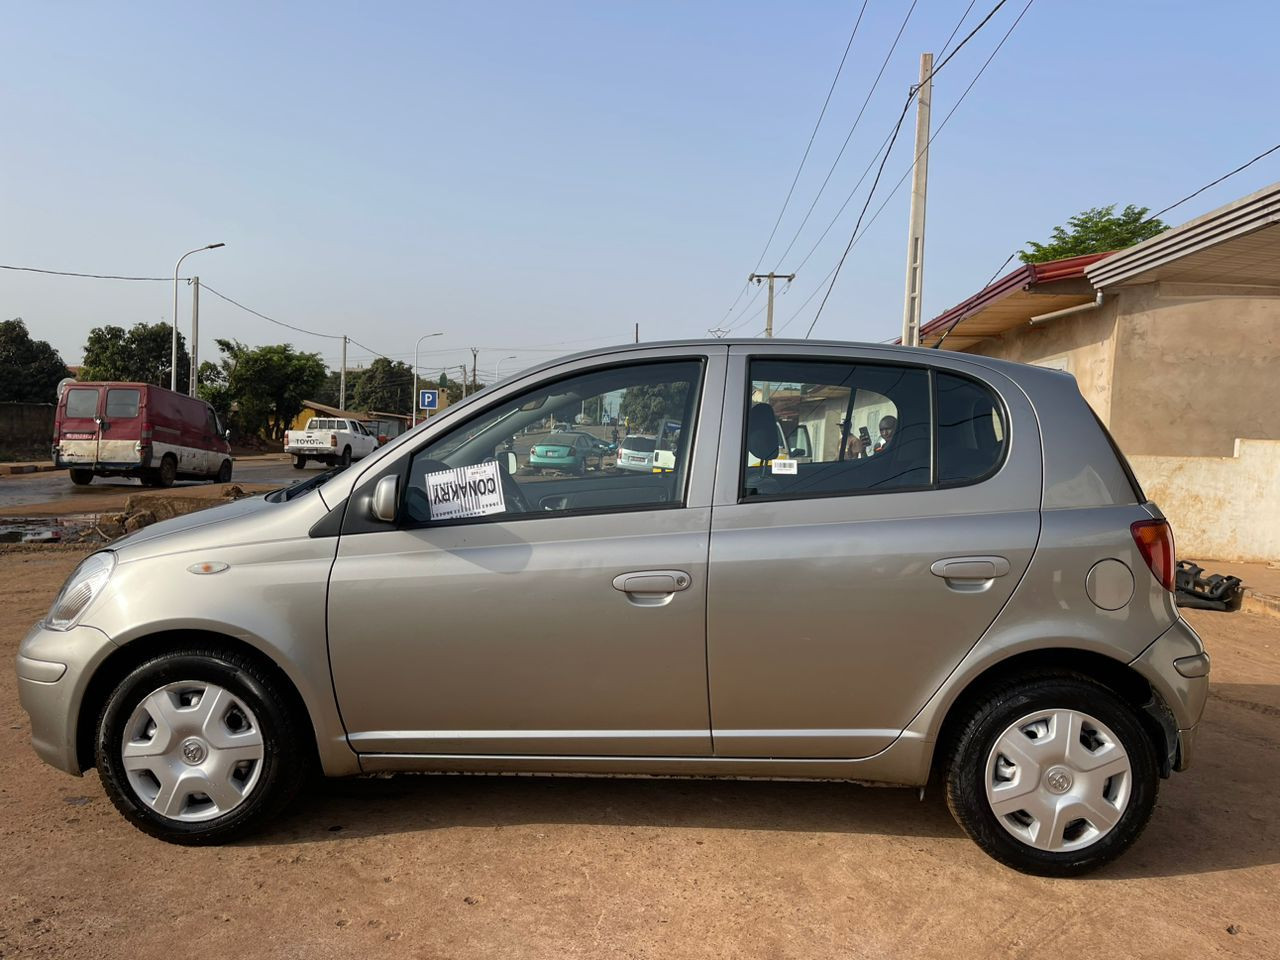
[
  {"x1": 965, "y1": 300, "x2": 1118, "y2": 421},
  {"x1": 1108, "y1": 284, "x2": 1280, "y2": 457},
  {"x1": 1130, "y1": 439, "x2": 1280, "y2": 562}
]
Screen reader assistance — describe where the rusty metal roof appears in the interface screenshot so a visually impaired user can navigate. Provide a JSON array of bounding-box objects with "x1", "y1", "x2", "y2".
[{"x1": 920, "y1": 252, "x2": 1114, "y2": 350}]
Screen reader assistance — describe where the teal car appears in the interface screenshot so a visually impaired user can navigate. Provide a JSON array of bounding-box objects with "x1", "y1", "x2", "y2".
[{"x1": 527, "y1": 433, "x2": 601, "y2": 474}]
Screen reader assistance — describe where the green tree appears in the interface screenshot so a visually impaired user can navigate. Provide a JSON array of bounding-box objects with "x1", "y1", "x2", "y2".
[
  {"x1": 0, "y1": 319, "x2": 69, "y2": 403},
  {"x1": 1021, "y1": 204, "x2": 1167, "y2": 263},
  {"x1": 80, "y1": 322, "x2": 191, "y2": 387},
  {"x1": 353, "y1": 357, "x2": 414, "y2": 414},
  {"x1": 197, "y1": 339, "x2": 327, "y2": 441},
  {"x1": 618, "y1": 382, "x2": 688, "y2": 433}
]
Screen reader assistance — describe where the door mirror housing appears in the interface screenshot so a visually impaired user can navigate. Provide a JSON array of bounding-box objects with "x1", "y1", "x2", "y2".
[
  {"x1": 499, "y1": 451, "x2": 518, "y2": 476},
  {"x1": 224, "y1": 428, "x2": 231, "y2": 440},
  {"x1": 371, "y1": 474, "x2": 399, "y2": 523}
]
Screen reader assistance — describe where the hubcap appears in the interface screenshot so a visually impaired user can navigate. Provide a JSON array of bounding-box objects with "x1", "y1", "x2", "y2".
[
  {"x1": 984, "y1": 709, "x2": 1131, "y2": 853},
  {"x1": 121, "y1": 681, "x2": 265, "y2": 823}
]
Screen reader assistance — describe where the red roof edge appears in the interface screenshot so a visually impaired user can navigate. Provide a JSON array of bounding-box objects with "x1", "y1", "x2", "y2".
[{"x1": 918, "y1": 251, "x2": 1115, "y2": 342}]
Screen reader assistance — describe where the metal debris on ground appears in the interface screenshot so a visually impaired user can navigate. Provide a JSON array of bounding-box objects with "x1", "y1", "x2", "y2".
[{"x1": 1174, "y1": 560, "x2": 1244, "y2": 612}]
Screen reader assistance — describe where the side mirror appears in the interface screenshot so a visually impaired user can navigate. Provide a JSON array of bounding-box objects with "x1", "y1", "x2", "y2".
[
  {"x1": 499, "y1": 451, "x2": 518, "y2": 476},
  {"x1": 370, "y1": 474, "x2": 399, "y2": 523},
  {"x1": 224, "y1": 429, "x2": 231, "y2": 440}
]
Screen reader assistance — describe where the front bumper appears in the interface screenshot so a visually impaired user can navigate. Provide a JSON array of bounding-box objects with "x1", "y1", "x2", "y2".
[{"x1": 15, "y1": 621, "x2": 118, "y2": 776}]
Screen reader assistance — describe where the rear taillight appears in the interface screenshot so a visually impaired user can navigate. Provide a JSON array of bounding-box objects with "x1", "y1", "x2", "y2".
[
  {"x1": 330, "y1": 433, "x2": 338, "y2": 447},
  {"x1": 1131, "y1": 519, "x2": 1175, "y2": 592},
  {"x1": 141, "y1": 421, "x2": 153, "y2": 442}
]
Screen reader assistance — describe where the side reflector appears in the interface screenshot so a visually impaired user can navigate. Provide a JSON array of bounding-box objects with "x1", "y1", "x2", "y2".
[{"x1": 187, "y1": 561, "x2": 229, "y2": 575}]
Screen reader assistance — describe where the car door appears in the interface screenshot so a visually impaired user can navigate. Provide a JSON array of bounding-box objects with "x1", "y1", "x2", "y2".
[
  {"x1": 705, "y1": 345, "x2": 1042, "y2": 759},
  {"x1": 326, "y1": 348, "x2": 726, "y2": 757}
]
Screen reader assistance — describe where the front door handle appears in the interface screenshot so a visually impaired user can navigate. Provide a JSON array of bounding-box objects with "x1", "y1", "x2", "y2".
[
  {"x1": 611, "y1": 570, "x2": 691, "y2": 602},
  {"x1": 930, "y1": 556, "x2": 1011, "y2": 580}
]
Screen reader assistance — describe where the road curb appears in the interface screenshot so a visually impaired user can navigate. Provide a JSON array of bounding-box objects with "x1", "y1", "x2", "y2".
[{"x1": 0, "y1": 464, "x2": 58, "y2": 477}]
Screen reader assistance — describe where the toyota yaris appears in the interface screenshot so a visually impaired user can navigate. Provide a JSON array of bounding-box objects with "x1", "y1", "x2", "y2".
[{"x1": 17, "y1": 340, "x2": 1208, "y2": 875}]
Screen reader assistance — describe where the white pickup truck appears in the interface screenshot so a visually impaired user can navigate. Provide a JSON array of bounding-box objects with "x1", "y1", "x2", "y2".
[{"x1": 284, "y1": 418, "x2": 379, "y2": 469}]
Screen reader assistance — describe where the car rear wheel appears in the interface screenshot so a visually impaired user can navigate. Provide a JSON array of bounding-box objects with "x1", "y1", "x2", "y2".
[
  {"x1": 69, "y1": 469, "x2": 94, "y2": 486},
  {"x1": 216, "y1": 459, "x2": 233, "y2": 483},
  {"x1": 95, "y1": 648, "x2": 307, "y2": 845},
  {"x1": 293, "y1": 455, "x2": 308, "y2": 469},
  {"x1": 340, "y1": 446, "x2": 352, "y2": 467},
  {"x1": 156, "y1": 454, "x2": 177, "y2": 488},
  {"x1": 944, "y1": 675, "x2": 1158, "y2": 876}
]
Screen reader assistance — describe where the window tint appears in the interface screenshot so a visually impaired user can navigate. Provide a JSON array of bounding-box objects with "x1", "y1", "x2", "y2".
[
  {"x1": 103, "y1": 388, "x2": 140, "y2": 419},
  {"x1": 936, "y1": 372, "x2": 1007, "y2": 485},
  {"x1": 405, "y1": 360, "x2": 702, "y2": 523},
  {"x1": 65, "y1": 388, "x2": 98, "y2": 419},
  {"x1": 742, "y1": 360, "x2": 931, "y2": 499}
]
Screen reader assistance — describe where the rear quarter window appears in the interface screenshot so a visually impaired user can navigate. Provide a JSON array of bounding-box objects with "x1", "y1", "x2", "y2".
[{"x1": 935, "y1": 372, "x2": 1007, "y2": 486}]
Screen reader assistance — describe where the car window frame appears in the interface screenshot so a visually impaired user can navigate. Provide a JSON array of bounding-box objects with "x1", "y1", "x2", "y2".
[
  {"x1": 735, "y1": 355, "x2": 1010, "y2": 504},
  {"x1": 393, "y1": 356, "x2": 709, "y2": 530}
]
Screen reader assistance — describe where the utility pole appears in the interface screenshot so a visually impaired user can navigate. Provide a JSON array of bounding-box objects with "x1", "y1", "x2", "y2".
[
  {"x1": 470, "y1": 347, "x2": 479, "y2": 394},
  {"x1": 634, "y1": 322, "x2": 639, "y2": 344},
  {"x1": 188, "y1": 277, "x2": 200, "y2": 395},
  {"x1": 459, "y1": 364, "x2": 469, "y2": 399},
  {"x1": 748, "y1": 272, "x2": 795, "y2": 338},
  {"x1": 900, "y1": 52, "x2": 933, "y2": 348},
  {"x1": 339, "y1": 336, "x2": 348, "y2": 410}
]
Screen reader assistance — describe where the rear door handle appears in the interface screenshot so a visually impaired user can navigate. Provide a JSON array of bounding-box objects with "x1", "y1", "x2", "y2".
[
  {"x1": 930, "y1": 556, "x2": 1011, "y2": 580},
  {"x1": 611, "y1": 570, "x2": 691, "y2": 602}
]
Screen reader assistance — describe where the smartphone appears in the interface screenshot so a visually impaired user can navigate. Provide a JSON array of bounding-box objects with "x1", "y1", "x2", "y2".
[{"x1": 858, "y1": 426, "x2": 871, "y2": 445}]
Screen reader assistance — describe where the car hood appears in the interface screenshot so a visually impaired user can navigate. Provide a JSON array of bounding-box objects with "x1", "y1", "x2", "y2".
[{"x1": 110, "y1": 494, "x2": 295, "y2": 562}]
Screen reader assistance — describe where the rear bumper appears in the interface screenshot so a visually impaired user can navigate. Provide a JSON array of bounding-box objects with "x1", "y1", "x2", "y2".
[{"x1": 1130, "y1": 617, "x2": 1210, "y2": 771}]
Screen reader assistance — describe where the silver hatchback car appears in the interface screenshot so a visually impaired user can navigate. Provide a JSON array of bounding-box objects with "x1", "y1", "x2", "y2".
[{"x1": 17, "y1": 340, "x2": 1208, "y2": 875}]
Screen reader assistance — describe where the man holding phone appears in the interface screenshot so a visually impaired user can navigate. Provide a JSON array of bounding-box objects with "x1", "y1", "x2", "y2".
[{"x1": 845, "y1": 415, "x2": 898, "y2": 459}]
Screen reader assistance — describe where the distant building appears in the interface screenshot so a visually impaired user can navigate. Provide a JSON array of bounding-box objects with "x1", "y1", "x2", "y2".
[
  {"x1": 292, "y1": 400, "x2": 411, "y2": 439},
  {"x1": 926, "y1": 182, "x2": 1280, "y2": 561}
]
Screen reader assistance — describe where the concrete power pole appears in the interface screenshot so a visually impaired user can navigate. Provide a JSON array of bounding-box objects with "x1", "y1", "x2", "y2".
[
  {"x1": 459, "y1": 364, "x2": 469, "y2": 399},
  {"x1": 339, "y1": 336, "x2": 348, "y2": 410},
  {"x1": 470, "y1": 347, "x2": 479, "y2": 393},
  {"x1": 188, "y1": 277, "x2": 200, "y2": 395},
  {"x1": 748, "y1": 273, "x2": 795, "y2": 338},
  {"x1": 900, "y1": 52, "x2": 933, "y2": 348}
]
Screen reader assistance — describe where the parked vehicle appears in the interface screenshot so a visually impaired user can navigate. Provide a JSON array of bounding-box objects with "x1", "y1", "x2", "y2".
[
  {"x1": 51, "y1": 382, "x2": 231, "y2": 488},
  {"x1": 526, "y1": 433, "x2": 601, "y2": 474},
  {"x1": 614, "y1": 434, "x2": 659, "y2": 472},
  {"x1": 284, "y1": 418, "x2": 378, "y2": 469},
  {"x1": 18, "y1": 340, "x2": 1206, "y2": 875}
]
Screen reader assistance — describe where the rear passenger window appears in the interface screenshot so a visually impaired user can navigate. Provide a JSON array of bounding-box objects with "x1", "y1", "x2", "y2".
[
  {"x1": 742, "y1": 360, "x2": 931, "y2": 499},
  {"x1": 936, "y1": 372, "x2": 1006, "y2": 485},
  {"x1": 105, "y1": 388, "x2": 140, "y2": 418}
]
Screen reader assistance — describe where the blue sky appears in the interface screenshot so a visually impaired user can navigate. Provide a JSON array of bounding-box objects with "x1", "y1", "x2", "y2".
[{"x1": 3, "y1": 1, "x2": 1278, "y2": 381}]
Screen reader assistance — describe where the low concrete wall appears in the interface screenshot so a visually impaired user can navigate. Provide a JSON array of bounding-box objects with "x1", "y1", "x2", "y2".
[
  {"x1": 0, "y1": 402, "x2": 55, "y2": 458},
  {"x1": 1130, "y1": 438, "x2": 1280, "y2": 562}
]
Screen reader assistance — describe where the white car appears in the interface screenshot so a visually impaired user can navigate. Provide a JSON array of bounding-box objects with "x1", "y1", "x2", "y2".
[
  {"x1": 284, "y1": 418, "x2": 378, "y2": 469},
  {"x1": 614, "y1": 434, "x2": 659, "y2": 472}
]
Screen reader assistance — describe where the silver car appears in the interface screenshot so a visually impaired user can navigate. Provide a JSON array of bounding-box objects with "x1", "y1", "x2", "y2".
[{"x1": 16, "y1": 340, "x2": 1208, "y2": 875}]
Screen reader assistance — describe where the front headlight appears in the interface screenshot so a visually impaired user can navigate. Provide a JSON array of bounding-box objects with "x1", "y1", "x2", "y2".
[{"x1": 46, "y1": 551, "x2": 116, "y2": 631}]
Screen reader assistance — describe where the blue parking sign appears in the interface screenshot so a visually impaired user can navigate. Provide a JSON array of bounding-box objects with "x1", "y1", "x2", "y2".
[{"x1": 418, "y1": 389, "x2": 439, "y2": 410}]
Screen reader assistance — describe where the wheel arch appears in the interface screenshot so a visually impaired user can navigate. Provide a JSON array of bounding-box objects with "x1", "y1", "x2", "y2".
[
  {"x1": 76, "y1": 629, "x2": 323, "y2": 775},
  {"x1": 928, "y1": 647, "x2": 1177, "y2": 782}
]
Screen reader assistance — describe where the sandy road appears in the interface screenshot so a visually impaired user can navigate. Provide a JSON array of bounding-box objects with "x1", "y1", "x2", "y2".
[{"x1": 1, "y1": 547, "x2": 1277, "y2": 959}]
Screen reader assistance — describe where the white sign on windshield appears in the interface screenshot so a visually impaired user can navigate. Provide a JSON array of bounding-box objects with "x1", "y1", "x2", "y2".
[{"x1": 425, "y1": 461, "x2": 507, "y2": 521}]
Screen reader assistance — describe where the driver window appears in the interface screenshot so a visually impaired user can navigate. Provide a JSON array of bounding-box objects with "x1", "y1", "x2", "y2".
[{"x1": 404, "y1": 360, "x2": 702, "y2": 524}]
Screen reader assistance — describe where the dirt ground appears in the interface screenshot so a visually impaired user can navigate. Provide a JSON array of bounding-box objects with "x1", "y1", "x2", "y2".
[{"x1": 2, "y1": 548, "x2": 1277, "y2": 959}]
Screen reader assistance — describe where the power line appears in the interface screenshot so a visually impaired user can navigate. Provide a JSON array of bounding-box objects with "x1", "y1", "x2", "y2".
[
  {"x1": 768, "y1": 0, "x2": 921, "y2": 271},
  {"x1": 198, "y1": 282, "x2": 348, "y2": 341},
  {"x1": 0, "y1": 263, "x2": 181, "y2": 281},
  {"x1": 1148, "y1": 142, "x2": 1280, "y2": 222},
  {"x1": 799, "y1": 0, "x2": 1034, "y2": 338},
  {"x1": 937, "y1": 0, "x2": 980, "y2": 60},
  {"x1": 748, "y1": 0, "x2": 871, "y2": 274}
]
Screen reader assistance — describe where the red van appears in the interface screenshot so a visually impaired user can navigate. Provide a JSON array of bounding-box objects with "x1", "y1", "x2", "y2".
[{"x1": 52, "y1": 382, "x2": 233, "y2": 487}]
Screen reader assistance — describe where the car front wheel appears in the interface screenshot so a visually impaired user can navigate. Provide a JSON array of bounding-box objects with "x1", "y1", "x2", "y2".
[
  {"x1": 95, "y1": 648, "x2": 307, "y2": 845},
  {"x1": 944, "y1": 675, "x2": 1158, "y2": 876}
]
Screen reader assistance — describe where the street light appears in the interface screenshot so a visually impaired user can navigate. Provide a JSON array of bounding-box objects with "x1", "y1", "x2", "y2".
[
  {"x1": 411, "y1": 331, "x2": 445, "y2": 426},
  {"x1": 493, "y1": 355, "x2": 518, "y2": 381},
  {"x1": 172, "y1": 243, "x2": 224, "y2": 391}
]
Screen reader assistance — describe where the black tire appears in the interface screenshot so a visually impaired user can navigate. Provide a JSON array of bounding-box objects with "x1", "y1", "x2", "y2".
[
  {"x1": 944, "y1": 674, "x2": 1158, "y2": 877},
  {"x1": 293, "y1": 454, "x2": 308, "y2": 470},
  {"x1": 69, "y1": 469, "x2": 94, "y2": 486},
  {"x1": 216, "y1": 459, "x2": 233, "y2": 483},
  {"x1": 156, "y1": 454, "x2": 177, "y2": 488},
  {"x1": 95, "y1": 648, "x2": 308, "y2": 845},
  {"x1": 340, "y1": 446, "x2": 352, "y2": 467}
]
